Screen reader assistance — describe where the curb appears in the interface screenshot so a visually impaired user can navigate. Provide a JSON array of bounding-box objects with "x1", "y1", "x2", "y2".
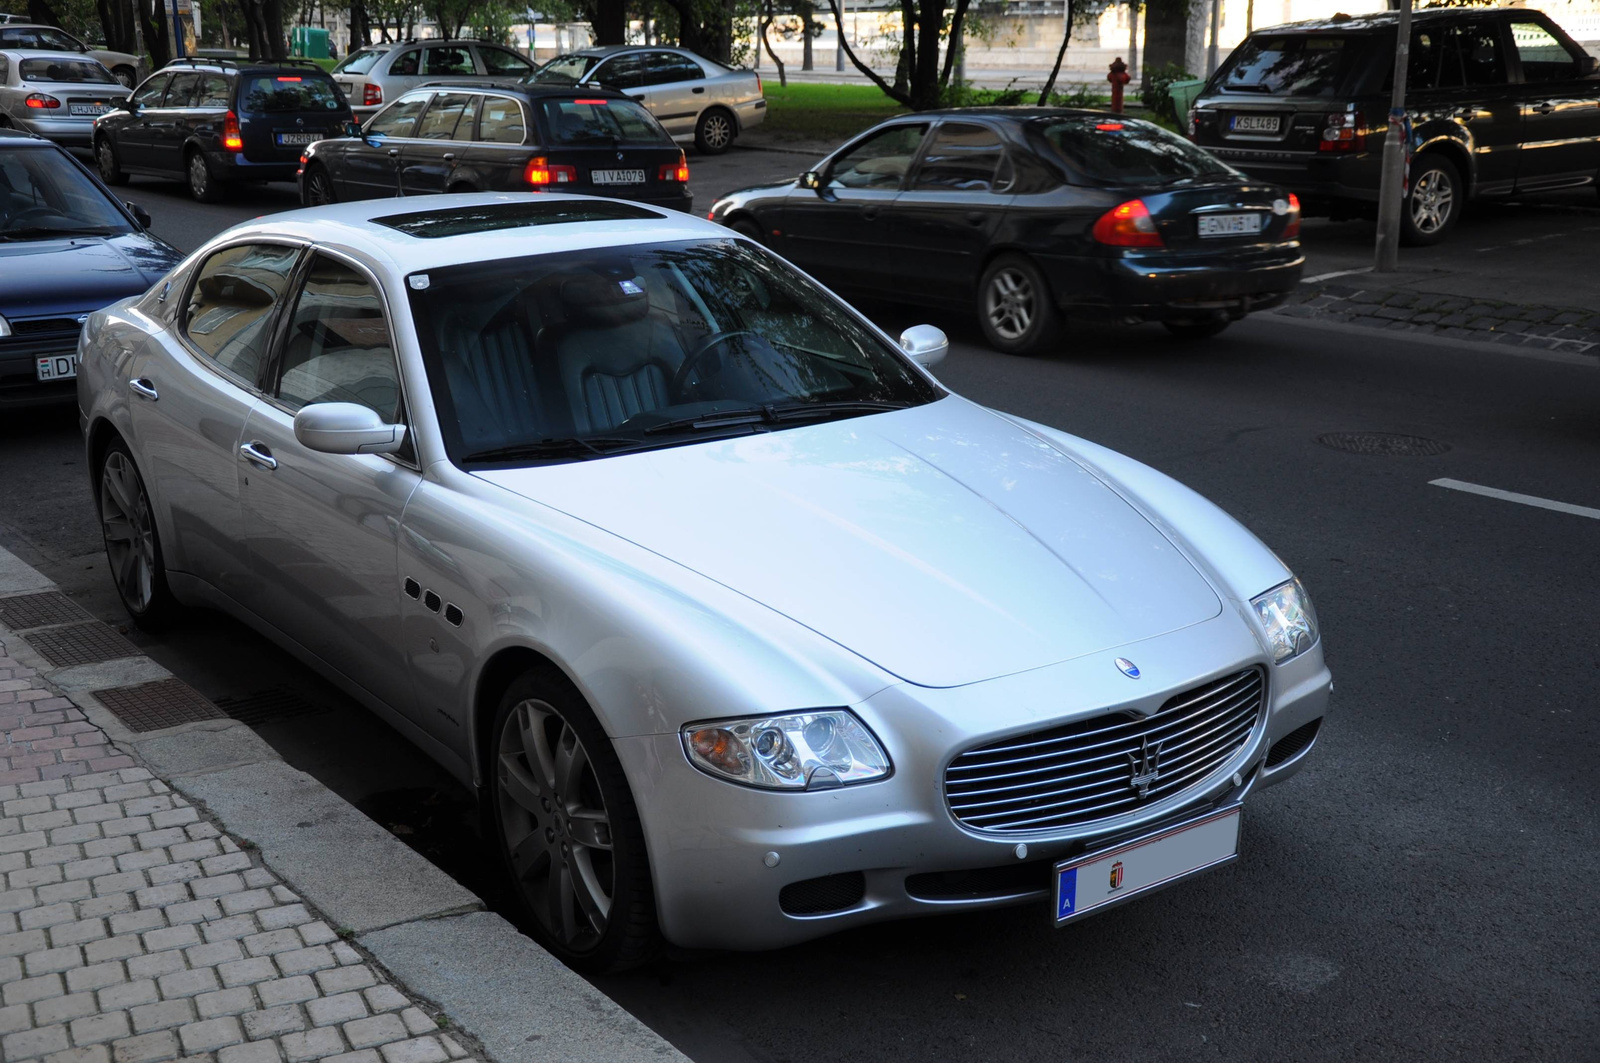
[{"x1": 0, "y1": 543, "x2": 689, "y2": 1063}]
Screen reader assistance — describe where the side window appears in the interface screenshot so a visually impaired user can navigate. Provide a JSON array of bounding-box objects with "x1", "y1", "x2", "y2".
[
  {"x1": 132, "y1": 73, "x2": 169, "y2": 107},
  {"x1": 478, "y1": 47, "x2": 533, "y2": 76},
  {"x1": 594, "y1": 54, "x2": 646, "y2": 89},
  {"x1": 477, "y1": 96, "x2": 526, "y2": 143},
  {"x1": 163, "y1": 73, "x2": 200, "y2": 107},
  {"x1": 275, "y1": 255, "x2": 401, "y2": 423},
  {"x1": 0, "y1": 57, "x2": 9, "y2": 81},
  {"x1": 416, "y1": 92, "x2": 470, "y2": 139},
  {"x1": 197, "y1": 74, "x2": 231, "y2": 108},
  {"x1": 450, "y1": 95, "x2": 482, "y2": 141},
  {"x1": 422, "y1": 46, "x2": 474, "y2": 77},
  {"x1": 388, "y1": 49, "x2": 419, "y2": 76},
  {"x1": 643, "y1": 51, "x2": 699, "y2": 85},
  {"x1": 912, "y1": 122, "x2": 1006, "y2": 192},
  {"x1": 826, "y1": 123, "x2": 929, "y2": 190},
  {"x1": 183, "y1": 243, "x2": 302, "y2": 385},
  {"x1": 1509, "y1": 19, "x2": 1581, "y2": 83},
  {"x1": 1457, "y1": 22, "x2": 1507, "y2": 88},
  {"x1": 366, "y1": 95, "x2": 428, "y2": 137}
]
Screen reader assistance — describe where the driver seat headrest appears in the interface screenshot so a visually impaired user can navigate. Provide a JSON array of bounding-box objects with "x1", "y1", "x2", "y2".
[{"x1": 557, "y1": 270, "x2": 651, "y2": 328}]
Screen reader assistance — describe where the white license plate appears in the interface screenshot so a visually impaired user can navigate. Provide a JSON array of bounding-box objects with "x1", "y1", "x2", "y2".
[
  {"x1": 1230, "y1": 114, "x2": 1280, "y2": 133},
  {"x1": 591, "y1": 168, "x2": 645, "y2": 185},
  {"x1": 1055, "y1": 806, "x2": 1241, "y2": 925},
  {"x1": 69, "y1": 103, "x2": 110, "y2": 116},
  {"x1": 36, "y1": 353, "x2": 77, "y2": 381},
  {"x1": 1198, "y1": 213, "x2": 1263, "y2": 238},
  {"x1": 276, "y1": 132, "x2": 320, "y2": 145}
]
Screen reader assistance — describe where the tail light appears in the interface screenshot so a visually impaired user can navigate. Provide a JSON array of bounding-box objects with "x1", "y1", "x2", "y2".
[
  {"x1": 1319, "y1": 111, "x2": 1364, "y2": 152},
  {"x1": 363, "y1": 83, "x2": 382, "y2": 107},
  {"x1": 24, "y1": 93, "x2": 60, "y2": 109},
  {"x1": 1092, "y1": 199, "x2": 1163, "y2": 248},
  {"x1": 524, "y1": 156, "x2": 577, "y2": 186},
  {"x1": 222, "y1": 110, "x2": 242, "y2": 151},
  {"x1": 1187, "y1": 107, "x2": 1198, "y2": 139},
  {"x1": 658, "y1": 151, "x2": 689, "y2": 182},
  {"x1": 1284, "y1": 192, "x2": 1302, "y2": 239}
]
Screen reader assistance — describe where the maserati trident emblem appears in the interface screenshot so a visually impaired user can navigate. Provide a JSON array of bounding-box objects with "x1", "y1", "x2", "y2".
[
  {"x1": 1127, "y1": 737, "x2": 1163, "y2": 798},
  {"x1": 1115, "y1": 657, "x2": 1140, "y2": 679}
]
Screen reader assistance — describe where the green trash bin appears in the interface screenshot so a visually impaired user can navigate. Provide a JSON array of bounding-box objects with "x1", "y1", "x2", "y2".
[
  {"x1": 290, "y1": 26, "x2": 329, "y2": 59},
  {"x1": 1167, "y1": 78, "x2": 1206, "y2": 125}
]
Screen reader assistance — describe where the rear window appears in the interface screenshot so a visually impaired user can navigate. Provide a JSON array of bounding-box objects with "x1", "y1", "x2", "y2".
[
  {"x1": 1032, "y1": 117, "x2": 1234, "y2": 185},
  {"x1": 1217, "y1": 33, "x2": 1363, "y2": 96},
  {"x1": 19, "y1": 58, "x2": 115, "y2": 83},
  {"x1": 332, "y1": 47, "x2": 387, "y2": 75},
  {"x1": 239, "y1": 74, "x2": 345, "y2": 113},
  {"x1": 533, "y1": 54, "x2": 601, "y2": 84},
  {"x1": 541, "y1": 97, "x2": 672, "y2": 146}
]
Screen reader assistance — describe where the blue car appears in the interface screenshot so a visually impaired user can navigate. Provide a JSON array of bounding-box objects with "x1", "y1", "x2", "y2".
[{"x1": 0, "y1": 127, "x2": 180, "y2": 407}]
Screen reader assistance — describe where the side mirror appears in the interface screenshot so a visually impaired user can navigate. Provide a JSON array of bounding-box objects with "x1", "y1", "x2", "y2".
[
  {"x1": 345, "y1": 119, "x2": 363, "y2": 137},
  {"x1": 125, "y1": 201, "x2": 151, "y2": 228},
  {"x1": 293, "y1": 402, "x2": 406, "y2": 455},
  {"x1": 800, "y1": 170, "x2": 821, "y2": 190},
  {"x1": 122, "y1": 98, "x2": 138, "y2": 112},
  {"x1": 899, "y1": 324, "x2": 948, "y2": 369},
  {"x1": 1581, "y1": 55, "x2": 1598, "y2": 76}
]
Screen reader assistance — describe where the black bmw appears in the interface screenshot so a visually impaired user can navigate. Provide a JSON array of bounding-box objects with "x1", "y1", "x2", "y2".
[{"x1": 708, "y1": 108, "x2": 1305, "y2": 352}]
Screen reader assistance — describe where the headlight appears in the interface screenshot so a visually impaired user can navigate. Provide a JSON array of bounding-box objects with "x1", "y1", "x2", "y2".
[
  {"x1": 1250, "y1": 578, "x2": 1319, "y2": 663},
  {"x1": 682, "y1": 710, "x2": 891, "y2": 790}
]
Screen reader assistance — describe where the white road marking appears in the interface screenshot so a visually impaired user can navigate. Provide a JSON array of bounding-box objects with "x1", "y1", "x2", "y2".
[
  {"x1": 1301, "y1": 266, "x2": 1375, "y2": 284},
  {"x1": 1430, "y1": 478, "x2": 1600, "y2": 521}
]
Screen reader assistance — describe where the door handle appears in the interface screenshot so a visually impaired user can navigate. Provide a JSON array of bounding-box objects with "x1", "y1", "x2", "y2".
[
  {"x1": 442, "y1": 152, "x2": 455, "y2": 161},
  {"x1": 692, "y1": 86, "x2": 704, "y2": 94},
  {"x1": 965, "y1": 211, "x2": 986, "y2": 226},
  {"x1": 388, "y1": 147, "x2": 400, "y2": 157},
  {"x1": 238, "y1": 441, "x2": 277, "y2": 470},
  {"x1": 1455, "y1": 109, "x2": 1476, "y2": 120},
  {"x1": 1533, "y1": 101, "x2": 1556, "y2": 115},
  {"x1": 128, "y1": 377, "x2": 158, "y2": 401},
  {"x1": 861, "y1": 206, "x2": 880, "y2": 220}
]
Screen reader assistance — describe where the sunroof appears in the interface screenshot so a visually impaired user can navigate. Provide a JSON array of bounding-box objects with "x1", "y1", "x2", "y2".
[{"x1": 373, "y1": 200, "x2": 663, "y2": 239}]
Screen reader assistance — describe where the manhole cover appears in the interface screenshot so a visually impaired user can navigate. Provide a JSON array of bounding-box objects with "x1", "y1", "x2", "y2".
[
  {"x1": 215, "y1": 687, "x2": 330, "y2": 726},
  {"x1": 1316, "y1": 432, "x2": 1451, "y2": 456},
  {"x1": 96, "y1": 678, "x2": 225, "y2": 732},
  {"x1": 0, "y1": 591, "x2": 94, "y2": 631},
  {"x1": 26, "y1": 622, "x2": 141, "y2": 668}
]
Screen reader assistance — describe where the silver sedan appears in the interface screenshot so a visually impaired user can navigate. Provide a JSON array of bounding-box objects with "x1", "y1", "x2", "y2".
[
  {"x1": 0, "y1": 50, "x2": 128, "y2": 147},
  {"x1": 77, "y1": 193, "x2": 1330, "y2": 973}
]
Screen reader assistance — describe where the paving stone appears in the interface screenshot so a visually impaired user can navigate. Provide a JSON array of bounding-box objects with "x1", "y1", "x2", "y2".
[
  {"x1": 21, "y1": 901, "x2": 78, "y2": 931},
  {"x1": 39, "y1": 882, "x2": 94, "y2": 906},
  {"x1": 240, "y1": 1006, "x2": 305, "y2": 1040},
  {"x1": 79, "y1": 896, "x2": 134, "y2": 921},
  {"x1": 189, "y1": 877, "x2": 246, "y2": 902},
  {"x1": 330, "y1": 945, "x2": 360, "y2": 967},
  {"x1": 219, "y1": 891, "x2": 273, "y2": 917},
  {"x1": 114, "y1": 1018, "x2": 180, "y2": 1058},
  {"x1": 255, "y1": 977, "x2": 317, "y2": 1009},
  {"x1": 254, "y1": 908, "x2": 310, "y2": 934},
  {"x1": 197, "y1": 856, "x2": 250, "y2": 879},
  {"x1": 322, "y1": 1052, "x2": 379, "y2": 1063},
  {"x1": 142, "y1": 926, "x2": 202, "y2": 953},
  {"x1": 108, "y1": 912, "x2": 164, "y2": 938},
  {"x1": 4, "y1": 1022, "x2": 70, "y2": 1060},
  {"x1": 4, "y1": 971, "x2": 64, "y2": 1006},
  {"x1": 280, "y1": 1028, "x2": 345, "y2": 1063},
  {"x1": 342, "y1": 1014, "x2": 407, "y2": 1050},
  {"x1": 98, "y1": 981, "x2": 159, "y2": 1012},
  {"x1": 176, "y1": 1018, "x2": 243, "y2": 1054},
  {"x1": 34, "y1": 991, "x2": 98, "y2": 1025},
  {"x1": 312, "y1": 969, "x2": 375, "y2": 996},
  {"x1": 130, "y1": 999, "x2": 197, "y2": 1035},
  {"x1": 307, "y1": 993, "x2": 367, "y2": 1028},
  {"x1": 295, "y1": 926, "x2": 335, "y2": 949},
  {"x1": 164, "y1": 901, "x2": 222, "y2": 927},
  {"x1": 360, "y1": 988, "x2": 405, "y2": 1016},
  {"x1": 144, "y1": 864, "x2": 201, "y2": 889},
  {"x1": 397, "y1": 1012, "x2": 431, "y2": 1038},
  {"x1": 27, "y1": 944, "x2": 85, "y2": 975},
  {"x1": 166, "y1": 842, "x2": 220, "y2": 864},
  {"x1": 216, "y1": 959, "x2": 276, "y2": 990},
  {"x1": 198, "y1": 918, "x2": 257, "y2": 945},
  {"x1": 274, "y1": 947, "x2": 335, "y2": 978},
  {"x1": 193, "y1": 989, "x2": 254, "y2": 1022},
  {"x1": 156, "y1": 968, "x2": 221, "y2": 1001},
  {"x1": 377, "y1": 1038, "x2": 447, "y2": 1063},
  {"x1": 70, "y1": 1010, "x2": 132, "y2": 1046},
  {"x1": 45, "y1": 1044, "x2": 112, "y2": 1063},
  {"x1": 242, "y1": 930, "x2": 300, "y2": 958},
  {"x1": 0, "y1": 1004, "x2": 28, "y2": 1036},
  {"x1": 135, "y1": 885, "x2": 190, "y2": 910},
  {"x1": 52, "y1": 919, "x2": 109, "y2": 948},
  {"x1": 82, "y1": 838, "x2": 134, "y2": 860},
  {"x1": 1518, "y1": 306, "x2": 1556, "y2": 322},
  {"x1": 67, "y1": 963, "x2": 127, "y2": 994},
  {"x1": 126, "y1": 948, "x2": 186, "y2": 981},
  {"x1": 184, "y1": 943, "x2": 243, "y2": 969},
  {"x1": 216, "y1": 1042, "x2": 281, "y2": 1063}
]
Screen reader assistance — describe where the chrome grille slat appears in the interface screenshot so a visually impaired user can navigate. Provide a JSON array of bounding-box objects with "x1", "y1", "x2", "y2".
[{"x1": 945, "y1": 667, "x2": 1266, "y2": 833}]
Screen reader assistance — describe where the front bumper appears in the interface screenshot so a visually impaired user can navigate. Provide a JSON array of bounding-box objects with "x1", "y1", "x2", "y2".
[
  {"x1": 615, "y1": 611, "x2": 1331, "y2": 950},
  {"x1": 1040, "y1": 242, "x2": 1304, "y2": 322},
  {"x1": 1, "y1": 333, "x2": 79, "y2": 408}
]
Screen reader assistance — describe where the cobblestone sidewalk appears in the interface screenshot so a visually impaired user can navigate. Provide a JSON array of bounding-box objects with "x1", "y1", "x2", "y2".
[
  {"x1": 1274, "y1": 284, "x2": 1600, "y2": 356},
  {"x1": 0, "y1": 636, "x2": 484, "y2": 1063}
]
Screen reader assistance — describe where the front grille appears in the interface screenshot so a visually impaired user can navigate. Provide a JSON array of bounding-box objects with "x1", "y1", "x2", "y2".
[
  {"x1": 7, "y1": 317, "x2": 82, "y2": 336},
  {"x1": 945, "y1": 668, "x2": 1266, "y2": 834},
  {"x1": 1265, "y1": 717, "x2": 1322, "y2": 768},
  {"x1": 779, "y1": 872, "x2": 866, "y2": 916}
]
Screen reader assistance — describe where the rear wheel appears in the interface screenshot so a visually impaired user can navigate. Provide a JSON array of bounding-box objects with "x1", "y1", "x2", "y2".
[
  {"x1": 695, "y1": 108, "x2": 735, "y2": 155},
  {"x1": 302, "y1": 164, "x2": 337, "y2": 207},
  {"x1": 1162, "y1": 317, "x2": 1231, "y2": 340},
  {"x1": 111, "y1": 65, "x2": 136, "y2": 89},
  {"x1": 97, "y1": 441, "x2": 179, "y2": 628},
  {"x1": 1400, "y1": 154, "x2": 1460, "y2": 247},
  {"x1": 487, "y1": 666, "x2": 659, "y2": 973},
  {"x1": 186, "y1": 149, "x2": 224, "y2": 203},
  {"x1": 978, "y1": 253, "x2": 1059, "y2": 356},
  {"x1": 97, "y1": 137, "x2": 127, "y2": 186}
]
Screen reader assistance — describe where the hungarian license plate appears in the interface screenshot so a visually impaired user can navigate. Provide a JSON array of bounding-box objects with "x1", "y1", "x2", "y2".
[
  {"x1": 1230, "y1": 114, "x2": 1280, "y2": 133},
  {"x1": 1198, "y1": 213, "x2": 1263, "y2": 238},
  {"x1": 69, "y1": 102, "x2": 110, "y2": 116},
  {"x1": 276, "y1": 132, "x2": 321, "y2": 146},
  {"x1": 36, "y1": 353, "x2": 77, "y2": 381},
  {"x1": 591, "y1": 168, "x2": 645, "y2": 185},
  {"x1": 1054, "y1": 805, "x2": 1241, "y2": 925}
]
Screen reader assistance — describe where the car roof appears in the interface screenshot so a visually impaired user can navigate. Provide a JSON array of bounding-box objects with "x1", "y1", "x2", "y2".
[
  {"x1": 881, "y1": 105, "x2": 1130, "y2": 122},
  {"x1": 1, "y1": 49, "x2": 102, "y2": 62},
  {"x1": 213, "y1": 192, "x2": 730, "y2": 275},
  {"x1": 0, "y1": 128, "x2": 58, "y2": 145},
  {"x1": 571, "y1": 44, "x2": 697, "y2": 57},
  {"x1": 1253, "y1": 8, "x2": 1475, "y2": 33}
]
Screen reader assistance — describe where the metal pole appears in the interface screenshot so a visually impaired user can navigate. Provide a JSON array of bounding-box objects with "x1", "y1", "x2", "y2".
[
  {"x1": 1374, "y1": 0, "x2": 1412, "y2": 271},
  {"x1": 1205, "y1": 0, "x2": 1220, "y2": 76},
  {"x1": 835, "y1": 0, "x2": 845, "y2": 70},
  {"x1": 171, "y1": 0, "x2": 186, "y2": 57}
]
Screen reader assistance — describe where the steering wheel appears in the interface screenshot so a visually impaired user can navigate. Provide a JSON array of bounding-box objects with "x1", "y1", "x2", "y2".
[
  {"x1": 671, "y1": 329, "x2": 760, "y2": 398},
  {"x1": 2, "y1": 206, "x2": 66, "y2": 230}
]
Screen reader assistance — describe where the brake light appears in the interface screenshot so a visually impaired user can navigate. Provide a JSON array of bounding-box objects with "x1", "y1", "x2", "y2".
[
  {"x1": 1092, "y1": 199, "x2": 1163, "y2": 248},
  {"x1": 1284, "y1": 192, "x2": 1301, "y2": 239},
  {"x1": 276, "y1": 76, "x2": 302, "y2": 82},
  {"x1": 1095, "y1": 122, "x2": 1124, "y2": 131},
  {"x1": 658, "y1": 150, "x2": 689, "y2": 182},
  {"x1": 573, "y1": 98, "x2": 609, "y2": 105},
  {"x1": 223, "y1": 110, "x2": 242, "y2": 151},
  {"x1": 1319, "y1": 111, "x2": 1364, "y2": 152},
  {"x1": 524, "y1": 156, "x2": 577, "y2": 186},
  {"x1": 24, "y1": 93, "x2": 59, "y2": 109},
  {"x1": 363, "y1": 83, "x2": 382, "y2": 107}
]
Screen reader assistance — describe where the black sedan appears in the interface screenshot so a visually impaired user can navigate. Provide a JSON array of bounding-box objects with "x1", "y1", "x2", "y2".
[
  {"x1": 299, "y1": 83, "x2": 692, "y2": 213},
  {"x1": 708, "y1": 108, "x2": 1305, "y2": 352},
  {"x1": 0, "y1": 129, "x2": 180, "y2": 406}
]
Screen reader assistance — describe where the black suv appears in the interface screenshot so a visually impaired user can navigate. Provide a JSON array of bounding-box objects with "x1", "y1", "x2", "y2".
[
  {"x1": 94, "y1": 57, "x2": 355, "y2": 202},
  {"x1": 1191, "y1": 9, "x2": 1600, "y2": 244}
]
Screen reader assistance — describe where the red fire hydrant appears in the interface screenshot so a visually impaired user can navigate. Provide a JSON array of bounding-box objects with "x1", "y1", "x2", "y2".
[{"x1": 1108, "y1": 57, "x2": 1131, "y2": 114}]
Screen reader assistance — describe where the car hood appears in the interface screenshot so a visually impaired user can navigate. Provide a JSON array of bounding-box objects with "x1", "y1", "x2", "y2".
[
  {"x1": 0, "y1": 233, "x2": 178, "y2": 320},
  {"x1": 476, "y1": 397, "x2": 1222, "y2": 688}
]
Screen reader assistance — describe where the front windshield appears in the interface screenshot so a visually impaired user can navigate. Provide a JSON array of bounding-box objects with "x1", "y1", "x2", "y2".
[
  {"x1": 331, "y1": 47, "x2": 387, "y2": 75},
  {"x1": 0, "y1": 147, "x2": 133, "y2": 239},
  {"x1": 20, "y1": 57, "x2": 115, "y2": 83},
  {"x1": 531, "y1": 54, "x2": 600, "y2": 84},
  {"x1": 1032, "y1": 116, "x2": 1234, "y2": 185},
  {"x1": 407, "y1": 238, "x2": 942, "y2": 466},
  {"x1": 0, "y1": 26, "x2": 83, "y2": 50}
]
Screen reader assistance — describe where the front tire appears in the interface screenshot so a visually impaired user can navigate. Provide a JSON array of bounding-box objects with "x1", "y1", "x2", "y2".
[
  {"x1": 978, "y1": 253, "x2": 1060, "y2": 356},
  {"x1": 488, "y1": 666, "x2": 659, "y2": 973},
  {"x1": 186, "y1": 149, "x2": 224, "y2": 203},
  {"x1": 1400, "y1": 154, "x2": 1460, "y2": 247},
  {"x1": 694, "y1": 108, "x2": 735, "y2": 155},
  {"x1": 302, "y1": 164, "x2": 337, "y2": 207},
  {"x1": 111, "y1": 65, "x2": 136, "y2": 89},
  {"x1": 97, "y1": 136, "x2": 127, "y2": 186},
  {"x1": 728, "y1": 217, "x2": 763, "y2": 244},
  {"x1": 97, "y1": 441, "x2": 179, "y2": 628}
]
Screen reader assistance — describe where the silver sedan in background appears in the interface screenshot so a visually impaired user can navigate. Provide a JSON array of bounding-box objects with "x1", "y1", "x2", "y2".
[
  {"x1": 0, "y1": 51, "x2": 128, "y2": 147},
  {"x1": 0, "y1": 23, "x2": 145, "y2": 87},
  {"x1": 77, "y1": 194, "x2": 1329, "y2": 974},
  {"x1": 531, "y1": 45, "x2": 765, "y2": 154}
]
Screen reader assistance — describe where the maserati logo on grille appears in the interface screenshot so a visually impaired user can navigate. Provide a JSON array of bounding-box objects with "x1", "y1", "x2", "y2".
[
  {"x1": 1115, "y1": 657, "x2": 1140, "y2": 679},
  {"x1": 1109, "y1": 861, "x2": 1124, "y2": 890},
  {"x1": 1127, "y1": 737, "x2": 1163, "y2": 798}
]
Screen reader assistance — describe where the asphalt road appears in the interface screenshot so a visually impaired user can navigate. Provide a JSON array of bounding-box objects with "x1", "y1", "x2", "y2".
[{"x1": 4, "y1": 162, "x2": 1599, "y2": 1062}]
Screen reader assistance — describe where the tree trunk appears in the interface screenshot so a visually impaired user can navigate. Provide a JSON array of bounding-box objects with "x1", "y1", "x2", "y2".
[
  {"x1": 27, "y1": 0, "x2": 62, "y2": 25},
  {"x1": 591, "y1": 0, "x2": 626, "y2": 45},
  {"x1": 137, "y1": 0, "x2": 170, "y2": 71},
  {"x1": 908, "y1": 0, "x2": 942, "y2": 110},
  {"x1": 938, "y1": 0, "x2": 970, "y2": 89},
  {"x1": 1141, "y1": 0, "x2": 1189, "y2": 84},
  {"x1": 1038, "y1": 0, "x2": 1076, "y2": 103},
  {"x1": 262, "y1": 0, "x2": 287, "y2": 59},
  {"x1": 824, "y1": 0, "x2": 911, "y2": 106},
  {"x1": 799, "y1": 1, "x2": 814, "y2": 70},
  {"x1": 96, "y1": 0, "x2": 139, "y2": 54},
  {"x1": 759, "y1": 0, "x2": 785, "y2": 86}
]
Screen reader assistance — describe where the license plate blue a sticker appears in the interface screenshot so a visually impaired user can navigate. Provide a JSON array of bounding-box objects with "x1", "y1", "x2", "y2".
[
  {"x1": 1057, "y1": 867, "x2": 1078, "y2": 920},
  {"x1": 1054, "y1": 806, "x2": 1241, "y2": 926}
]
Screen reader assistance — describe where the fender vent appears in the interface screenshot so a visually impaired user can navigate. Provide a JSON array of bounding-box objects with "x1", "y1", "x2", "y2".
[
  {"x1": 443, "y1": 604, "x2": 463, "y2": 627},
  {"x1": 403, "y1": 578, "x2": 420, "y2": 599},
  {"x1": 779, "y1": 872, "x2": 865, "y2": 916},
  {"x1": 422, "y1": 590, "x2": 441, "y2": 612}
]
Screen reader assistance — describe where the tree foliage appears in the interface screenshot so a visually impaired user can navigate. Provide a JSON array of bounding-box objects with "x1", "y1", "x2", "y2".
[{"x1": 823, "y1": 0, "x2": 972, "y2": 110}]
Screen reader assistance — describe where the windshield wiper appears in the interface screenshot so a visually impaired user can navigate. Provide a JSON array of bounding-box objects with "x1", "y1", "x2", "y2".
[
  {"x1": 643, "y1": 399, "x2": 914, "y2": 435},
  {"x1": 0, "y1": 226, "x2": 119, "y2": 241},
  {"x1": 462, "y1": 436, "x2": 647, "y2": 462}
]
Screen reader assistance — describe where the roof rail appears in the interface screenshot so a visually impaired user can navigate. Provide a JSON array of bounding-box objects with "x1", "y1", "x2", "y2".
[
  {"x1": 163, "y1": 55, "x2": 326, "y2": 72},
  {"x1": 416, "y1": 77, "x2": 526, "y2": 89},
  {"x1": 163, "y1": 56, "x2": 241, "y2": 70}
]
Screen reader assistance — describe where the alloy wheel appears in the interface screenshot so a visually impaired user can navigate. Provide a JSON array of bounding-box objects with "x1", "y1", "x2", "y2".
[
  {"x1": 100, "y1": 451, "x2": 156, "y2": 614},
  {"x1": 1409, "y1": 167, "x2": 1454, "y2": 236},
  {"x1": 497, "y1": 698, "x2": 615, "y2": 952},
  {"x1": 985, "y1": 267, "x2": 1035, "y2": 342},
  {"x1": 97, "y1": 140, "x2": 116, "y2": 181},
  {"x1": 306, "y1": 170, "x2": 334, "y2": 206},
  {"x1": 701, "y1": 113, "x2": 732, "y2": 150},
  {"x1": 188, "y1": 154, "x2": 210, "y2": 200}
]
